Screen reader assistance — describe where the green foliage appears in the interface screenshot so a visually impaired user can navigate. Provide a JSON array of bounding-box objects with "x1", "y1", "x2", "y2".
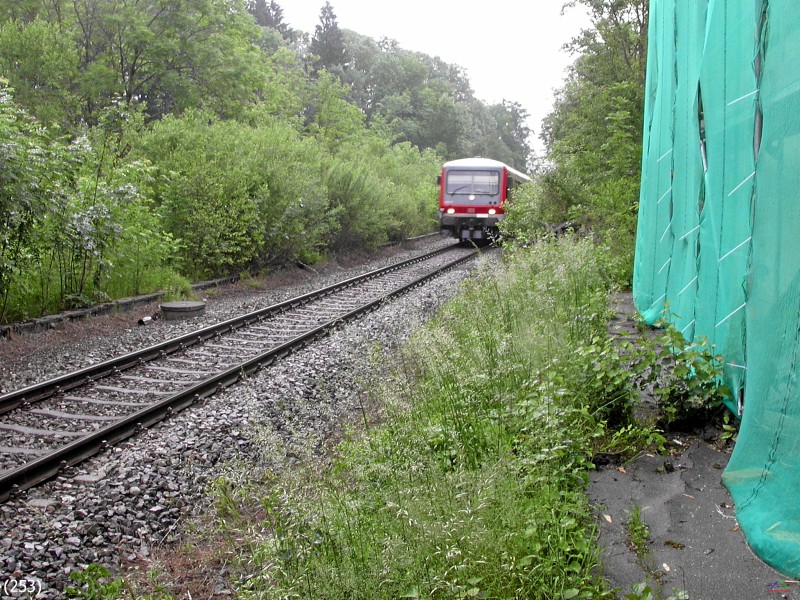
[
  {"x1": 65, "y1": 564, "x2": 126, "y2": 599},
  {"x1": 501, "y1": 181, "x2": 636, "y2": 291},
  {"x1": 0, "y1": 18, "x2": 79, "y2": 127},
  {"x1": 569, "y1": 335, "x2": 640, "y2": 428},
  {"x1": 603, "y1": 423, "x2": 667, "y2": 458},
  {"x1": 306, "y1": 72, "x2": 366, "y2": 150},
  {"x1": 74, "y1": 0, "x2": 266, "y2": 122},
  {"x1": 65, "y1": 563, "x2": 174, "y2": 599},
  {"x1": 533, "y1": 0, "x2": 648, "y2": 284},
  {"x1": 626, "y1": 504, "x2": 650, "y2": 561},
  {"x1": 721, "y1": 411, "x2": 739, "y2": 443},
  {"x1": 320, "y1": 135, "x2": 441, "y2": 249},
  {"x1": 501, "y1": 181, "x2": 561, "y2": 241},
  {"x1": 134, "y1": 107, "x2": 440, "y2": 272},
  {"x1": 651, "y1": 319, "x2": 731, "y2": 429},
  {"x1": 252, "y1": 47, "x2": 308, "y2": 123},
  {"x1": 248, "y1": 0, "x2": 296, "y2": 43},
  {"x1": 33, "y1": 118, "x2": 177, "y2": 311},
  {"x1": 0, "y1": 87, "x2": 183, "y2": 321},
  {"x1": 323, "y1": 158, "x2": 388, "y2": 250},
  {"x1": 625, "y1": 582, "x2": 690, "y2": 600},
  {"x1": 0, "y1": 81, "x2": 53, "y2": 320},
  {"x1": 133, "y1": 111, "x2": 329, "y2": 276},
  {"x1": 371, "y1": 142, "x2": 441, "y2": 240},
  {"x1": 0, "y1": 74, "x2": 441, "y2": 323},
  {"x1": 0, "y1": 0, "x2": 269, "y2": 126}
]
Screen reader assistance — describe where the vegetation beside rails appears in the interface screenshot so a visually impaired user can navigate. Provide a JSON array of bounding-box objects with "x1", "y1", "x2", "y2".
[
  {"x1": 214, "y1": 240, "x2": 726, "y2": 600},
  {"x1": 206, "y1": 237, "x2": 651, "y2": 599},
  {"x1": 0, "y1": 84, "x2": 442, "y2": 324},
  {"x1": 64, "y1": 234, "x2": 731, "y2": 598}
]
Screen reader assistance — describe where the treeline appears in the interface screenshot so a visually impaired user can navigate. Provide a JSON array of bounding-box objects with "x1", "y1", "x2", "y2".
[
  {"x1": 505, "y1": 0, "x2": 648, "y2": 284},
  {"x1": 0, "y1": 0, "x2": 531, "y2": 323}
]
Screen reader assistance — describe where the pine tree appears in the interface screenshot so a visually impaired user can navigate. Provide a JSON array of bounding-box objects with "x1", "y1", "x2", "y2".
[
  {"x1": 249, "y1": 0, "x2": 293, "y2": 41},
  {"x1": 309, "y1": 2, "x2": 347, "y2": 71}
]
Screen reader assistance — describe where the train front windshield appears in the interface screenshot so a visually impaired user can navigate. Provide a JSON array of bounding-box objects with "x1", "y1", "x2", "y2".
[{"x1": 445, "y1": 170, "x2": 500, "y2": 196}]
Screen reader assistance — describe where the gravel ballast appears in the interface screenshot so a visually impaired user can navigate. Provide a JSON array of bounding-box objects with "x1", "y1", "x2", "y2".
[{"x1": 0, "y1": 239, "x2": 486, "y2": 598}]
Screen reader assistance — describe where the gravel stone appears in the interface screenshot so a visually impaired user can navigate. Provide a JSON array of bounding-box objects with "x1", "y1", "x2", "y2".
[{"x1": 0, "y1": 238, "x2": 489, "y2": 597}]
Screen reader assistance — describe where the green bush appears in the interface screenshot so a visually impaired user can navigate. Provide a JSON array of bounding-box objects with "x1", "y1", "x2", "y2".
[
  {"x1": 370, "y1": 140, "x2": 441, "y2": 240},
  {"x1": 323, "y1": 135, "x2": 440, "y2": 250},
  {"x1": 0, "y1": 92, "x2": 183, "y2": 321},
  {"x1": 0, "y1": 73, "x2": 440, "y2": 321},
  {"x1": 0, "y1": 81, "x2": 54, "y2": 320},
  {"x1": 651, "y1": 319, "x2": 731, "y2": 429},
  {"x1": 323, "y1": 157, "x2": 392, "y2": 251},
  {"x1": 133, "y1": 111, "x2": 334, "y2": 276}
]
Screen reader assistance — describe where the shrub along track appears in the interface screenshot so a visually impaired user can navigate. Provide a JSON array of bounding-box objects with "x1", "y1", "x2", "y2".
[{"x1": 0, "y1": 243, "x2": 477, "y2": 503}]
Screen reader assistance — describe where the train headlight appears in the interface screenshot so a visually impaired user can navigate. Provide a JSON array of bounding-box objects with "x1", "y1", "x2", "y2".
[
  {"x1": 488, "y1": 209, "x2": 496, "y2": 215},
  {"x1": 447, "y1": 208, "x2": 456, "y2": 214},
  {"x1": 469, "y1": 194, "x2": 476, "y2": 201}
]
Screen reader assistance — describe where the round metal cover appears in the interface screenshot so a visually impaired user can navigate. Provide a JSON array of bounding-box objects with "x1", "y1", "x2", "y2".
[{"x1": 160, "y1": 300, "x2": 206, "y2": 321}]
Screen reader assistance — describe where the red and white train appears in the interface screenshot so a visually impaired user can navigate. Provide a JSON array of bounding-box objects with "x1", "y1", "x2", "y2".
[{"x1": 438, "y1": 157, "x2": 530, "y2": 242}]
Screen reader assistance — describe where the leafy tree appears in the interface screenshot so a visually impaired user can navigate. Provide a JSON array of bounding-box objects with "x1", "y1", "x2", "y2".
[
  {"x1": 0, "y1": 19, "x2": 79, "y2": 127},
  {"x1": 250, "y1": 47, "x2": 308, "y2": 123},
  {"x1": 337, "y1": 30, "x2": 382, "y2": 118},
  {"x1": 309, "y1": 2, "x2": 348, "y2": 72},
  {"x1": 336, "y1": 32, "x2": 468, "y2": 158},
  {"x1": 493, "y1": 101, "x2": 532, "y2": 167},
  {"x1": 564, "y1": 0, "x2": 648, "y2": 86},
  {"x1": 306, "y1": 71, "x2": 365, "y2": 149},
  {"x1": 249, "y1": 0, "x2": 281, "y2": 30},
  {"x1": 335, "y1": 30, "x2": 531, "y2": 164},
  {"x1": 423, "y1": 55, "x2": 474, "y2": 103},
  {"x1": 461, "y1": 100, "x2": 532, "y2": 170},
  {"x1": 539, "y1": 0, "x2": 647, "y2": 254},
  {"x1": 7, "y1": 0, "x2": 267, "y2": 125},
  {"x1": 0, "y1": 0, "x2": 44, "y2": 22}
]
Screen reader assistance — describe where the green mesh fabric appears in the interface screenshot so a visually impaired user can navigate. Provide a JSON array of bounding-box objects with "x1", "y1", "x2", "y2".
[{"x1": 634, "y1": 0, "x2": 800, "y2": 576}]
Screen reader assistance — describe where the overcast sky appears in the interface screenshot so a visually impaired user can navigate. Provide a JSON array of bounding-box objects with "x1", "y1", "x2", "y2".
[{"x1": 279, "y1": 1, "x2": 591, "y2": 155}]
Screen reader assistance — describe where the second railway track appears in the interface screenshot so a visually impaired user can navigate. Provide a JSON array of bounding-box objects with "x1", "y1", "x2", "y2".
[{"x1": 0, "y1": 243, "x2": 479, "y2": 502}]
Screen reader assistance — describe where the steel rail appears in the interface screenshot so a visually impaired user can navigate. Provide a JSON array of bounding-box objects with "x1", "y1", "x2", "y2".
[
  {"x1": 0, "y1": 244, "x2": 458, "y2": 415},
  {"x1": 0, "y1": 246, "x2": 476, "y2": 501}
]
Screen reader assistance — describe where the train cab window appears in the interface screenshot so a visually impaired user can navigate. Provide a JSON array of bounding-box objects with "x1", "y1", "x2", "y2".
[{"x1": 445, "y1": 170, "x2": 500, "y2": 195}]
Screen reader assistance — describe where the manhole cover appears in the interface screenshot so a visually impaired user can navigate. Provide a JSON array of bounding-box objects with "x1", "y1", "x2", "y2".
[{"x1": 160, "y1": 301, "x2": 206, "y2": 321}]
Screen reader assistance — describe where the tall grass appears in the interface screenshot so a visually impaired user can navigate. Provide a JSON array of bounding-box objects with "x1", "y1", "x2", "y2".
[{"x1": 232, "y1": 237, "x2": 625, "y2": 599}]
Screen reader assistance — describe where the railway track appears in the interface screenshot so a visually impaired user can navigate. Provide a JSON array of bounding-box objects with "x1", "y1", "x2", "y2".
[{"x1": 0, "y1": 244, "x2": 477, "y2": 502}]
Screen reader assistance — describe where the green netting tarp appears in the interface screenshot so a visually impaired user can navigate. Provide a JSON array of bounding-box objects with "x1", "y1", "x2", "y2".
[{"x1": 633, "y1": 0, "x2": 800, "y2": 577}]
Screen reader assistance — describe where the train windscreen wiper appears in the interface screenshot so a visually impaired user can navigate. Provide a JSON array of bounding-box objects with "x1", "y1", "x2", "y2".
[{"x1": 448, "y1": 185, "x2": 470, "y2": 195}]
